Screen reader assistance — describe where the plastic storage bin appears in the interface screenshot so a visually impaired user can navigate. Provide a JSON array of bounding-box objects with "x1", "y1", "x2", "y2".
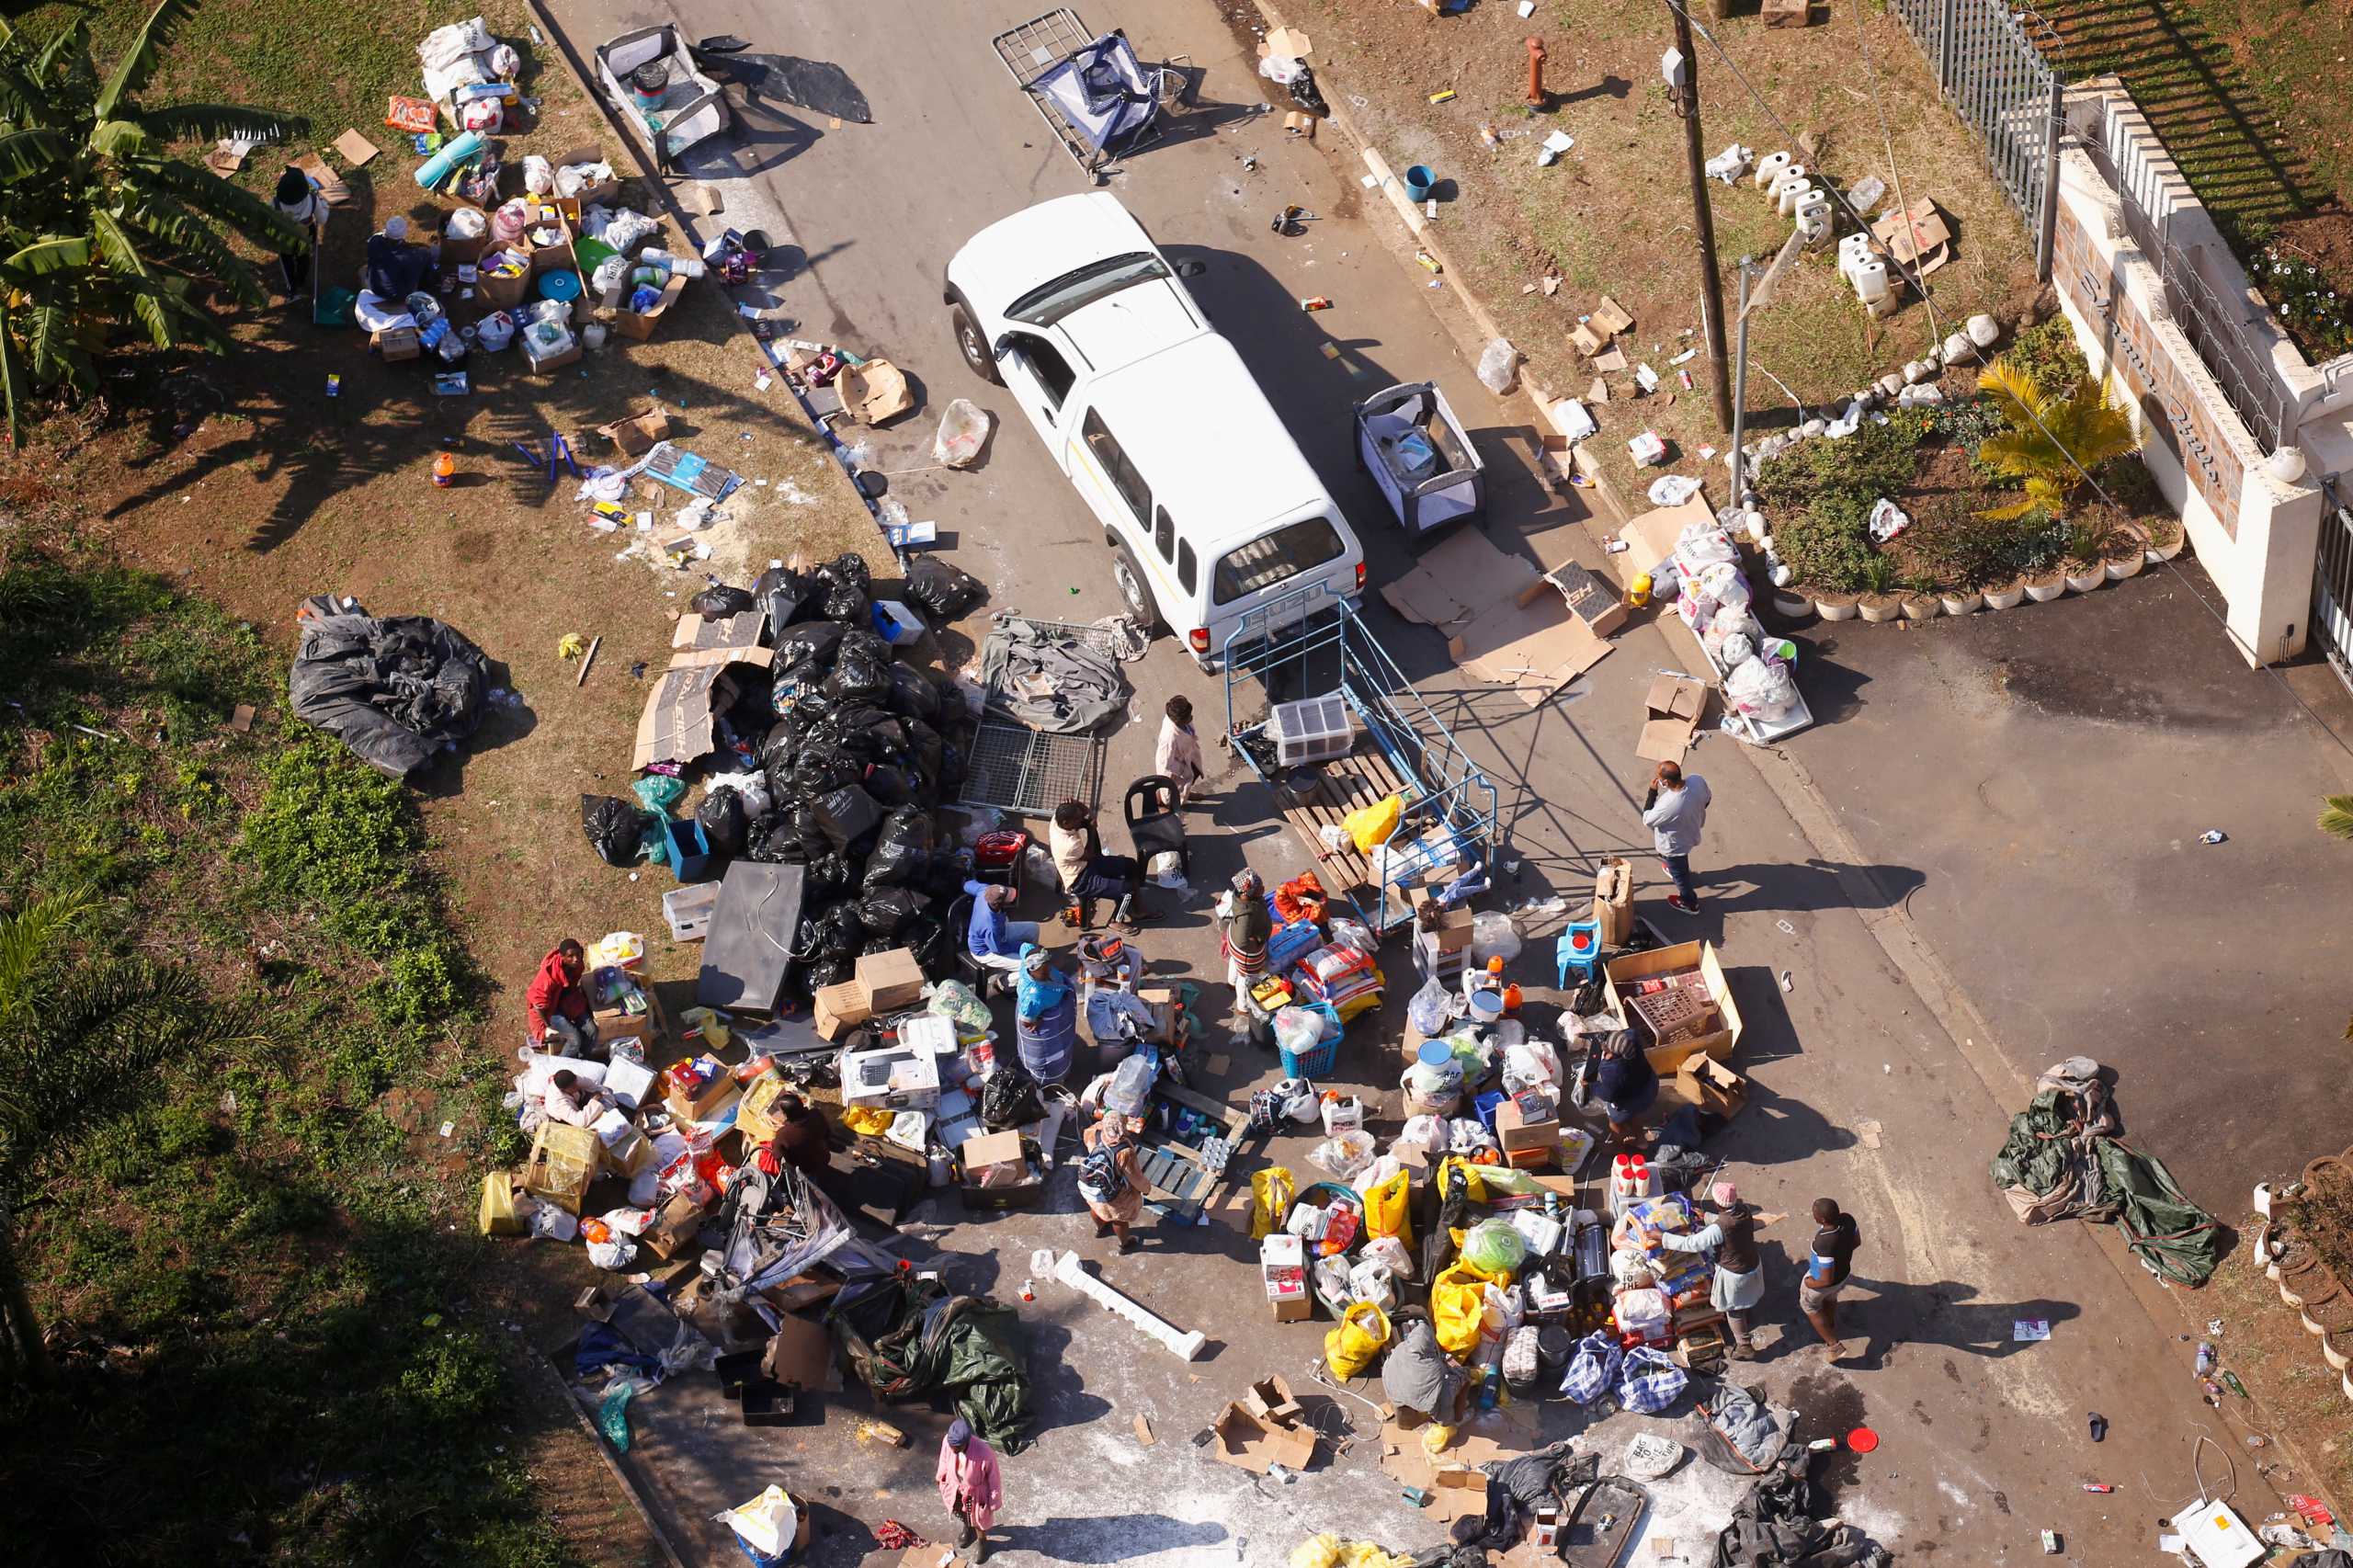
[
  {"x1": 1270, "y1": 693, "x2": 1352, "y2": 767},
  {"x1": 663, "y1": 881, "x2": 720, "y2": 941}
]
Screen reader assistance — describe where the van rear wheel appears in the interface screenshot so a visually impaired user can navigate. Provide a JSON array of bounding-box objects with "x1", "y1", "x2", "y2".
[
  {"x1": 1111, "y1": 548, "x2": 1165, "y2": 637},
  {"x1": 949, "y1": 303, "x2": 1001, "y2": 385}
]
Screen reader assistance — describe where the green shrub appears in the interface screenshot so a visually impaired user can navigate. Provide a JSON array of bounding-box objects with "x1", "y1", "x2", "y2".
[
  {"x1": 1755, "y1": 416, "x2": 1927, "y2": 593},
  {"x1": 1912, "y1": 510, "x2": 2067, "y2": 587},
  {"x1": 2003, "y1": 317, "x2": 2089, "y2": 400},
  {"x1": 396, "y1": 1330, "x2": 507, "y2": 1430}
]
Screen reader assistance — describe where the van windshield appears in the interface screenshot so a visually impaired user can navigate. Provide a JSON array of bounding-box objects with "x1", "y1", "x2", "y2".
[
  {"x1": 1006, "y1": 252, "x2": 1172, "y2": 327},
  {"x1": 1212, "y1": 518, "x2": 1347, "y2": 606}
]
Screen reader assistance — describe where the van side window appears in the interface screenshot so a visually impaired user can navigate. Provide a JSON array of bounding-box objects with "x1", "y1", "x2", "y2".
[
  {"x1": 1153, "y1": 506, "x2": 1176, "y2": 562},
  {"x1": 1212, "y1": 517, "x2": 1347, "y2": 606},
  {"x1": 1080, "y1": 409, "x2": 1150, "y2": 522},
  {"x1": 1008, "y1": 333, "x2": 1075, "y2": 409},
  {"x1": 1176, "y1": 540, "x2": 1198, "y2": 593}
]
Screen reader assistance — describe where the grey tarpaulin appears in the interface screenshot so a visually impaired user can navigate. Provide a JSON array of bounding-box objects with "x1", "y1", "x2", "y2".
[
  {"x1": 1381, "y1": 1315, "x2": 1460, "y2": 1416},
  {"x1": 979, "y1": 614, "x2": 1131, "y2": 733},
  {"x1": 289, "y1": 595, "x2": 490, "y2": 779}
]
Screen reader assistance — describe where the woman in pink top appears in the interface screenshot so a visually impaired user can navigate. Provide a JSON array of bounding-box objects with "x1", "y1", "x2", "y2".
[{"x1": 936, "y1": 1417, "x2": 1003, "y2": 1561}]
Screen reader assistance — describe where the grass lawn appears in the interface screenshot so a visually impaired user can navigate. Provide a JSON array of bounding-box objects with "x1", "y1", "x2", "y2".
[
  {"x1": 3, "y1": 1, "x2": 880, "y2": 1563},
  {"x1": 1290, "y1": 0, "x2": 2040, "y2": 504}
]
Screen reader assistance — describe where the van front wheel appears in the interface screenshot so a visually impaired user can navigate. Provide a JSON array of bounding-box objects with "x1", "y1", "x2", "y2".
[
  {"x1": 1111, "y1": 548, "x2": 1166, "y2": 637},
  {"x1": 950, "y1": 303, "x2": 1001, "y2": 385}
]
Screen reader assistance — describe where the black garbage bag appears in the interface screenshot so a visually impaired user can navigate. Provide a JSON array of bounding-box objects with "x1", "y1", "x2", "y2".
[
  {"x1": 582, "y1": 794, "x2": 648, "y2": 867},
  {"x1": 818, "y1": 903, "x2": 866, "y2": 957},
  {"x1": 886, "y1": 663, "x2": 942, "y2": 722},
  {"x1": 689, "y1": 583, "x2": 756, "y2": 618},
  {"x1": 824, "y1": 631, "x2": 893, "y2": 705},
  {"x1": 754, "y1": 562, "x2": 816, "y2": 640},
  {"x1": 774, "y1": 619, "x2": 849, "y2": 677},
  {"x1": 1288, "y1": 63, "x2": 1328, "y2": 116},
  {"x1": 745, "y1": 811, "x2": 807, "y2": 863},
  {"x1": 901, "y1": 717, "x2": 946, "y2": 792},
  {"x1": 814, "y1": 552, "x2": 872, "y2": 623},
  {"x1": 904, "y1": 557, "x2": 987, "y2": 624},
  {"x1": 855, "y1": 885, "x2": 929, "y2": 937},
  {"x1": 696, "y1": 786, "x2": 750, "y2": 857},
  {"x1": 806, "y1": 851, "x2": 857, "y2": 896},
  {"x1": 793, "y1": 746, "x2": 866, "y2": 802},
  {"x1": 863, "y1": 764, "x2": 914, "y2": 809},
  {"x1": 980, "y1": 1065, "x2": 1047, "y2": 1131},
  {"x1": 289, "y1": 597, "x2": 492, "y2": 779},
  {"x1": 862, "y1": 804, "x2": 934, "y2": 889},
  {"x1": 806, "y1": 956, "x2": 854, "y2": 991},
  {"x1": 812, "y1": 783, "x2": 882, "y2": 850}
]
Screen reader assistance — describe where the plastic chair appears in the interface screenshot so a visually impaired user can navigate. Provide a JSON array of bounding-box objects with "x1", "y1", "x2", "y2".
[{"x1": 1123, "y1": 774, "x2": 1188, "y2": 880}]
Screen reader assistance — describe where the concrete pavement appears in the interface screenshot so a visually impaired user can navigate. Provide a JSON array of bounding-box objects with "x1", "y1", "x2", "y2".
[{"x1": 540, "y1": 0, "x2": 2310, "y2": 1560}]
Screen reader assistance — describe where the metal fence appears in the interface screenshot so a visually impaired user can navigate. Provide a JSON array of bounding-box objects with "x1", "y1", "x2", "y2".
[
  {"x1": 2315, "y1": 478, "x2": 2353, "y2": 694},
  {"x1": 1886, "y1": 0, "x2": 2064, "y2": 278}
]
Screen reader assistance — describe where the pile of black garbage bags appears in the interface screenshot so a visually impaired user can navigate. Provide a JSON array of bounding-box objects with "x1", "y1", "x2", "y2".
[{"x1": 583, "y1": 551, "x2": 991, "y2": 1004}]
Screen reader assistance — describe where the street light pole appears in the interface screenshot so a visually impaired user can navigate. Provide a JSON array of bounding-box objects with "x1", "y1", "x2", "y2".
[{"x1": 1665, "y1": 2, "x2": 1733, "y2": 434}]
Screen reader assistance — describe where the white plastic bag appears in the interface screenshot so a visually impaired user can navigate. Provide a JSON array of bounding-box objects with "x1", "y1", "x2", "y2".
[
  {"x1": 1348, "y1": 1259, "x2": 1398, "y2": 1313},
  {"x1": 1477, "y1": 337, "x2": 1520, "y2": 394},
  {"x1": 1330, "y1": 916, "x2": 1378, "y2": 956},
  {"x1": 1147, "y1": 849, "x2": 1188, "y2": 890},
  {"x1": 1868, "y1": 497, "x2": 1911, "y2": 543},
  {"x1": 1647, "y1": 473, "x2": 1702, "y2": 506},
  {"x1": 1353, "y1": 1153, "x2": 1403, "y2": 1198},
  {"x1": 935, "y1": 399, "x2": 991, "y2": 467},
  {"x1": 1361, "y1": 1233, "x2": 1416, "y2": 1281},
  {"x1": 1503, "y1": 1039, "x2": 1561, "y2": 1095},
  {"x1": 1406, "y1": 975, "x2": 1453, "y2": 1038},
  {"x1": 523, "y1": 153, "x2": 554, "y2": 194},
  {"x1": 1273, "y1": 1006, "x2": 1324, "y2": 1058},
  {"x1": 1308, "y1": 1130, "x2": 1376, "y2": 1181},
  {"x1": 1469, "y1": 911, "x2": 1521, "y2": 966}
]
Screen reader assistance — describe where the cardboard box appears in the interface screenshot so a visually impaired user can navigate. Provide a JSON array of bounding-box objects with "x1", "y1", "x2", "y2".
[
  {"x1": 1245, "y1": 1374, "x2": 1307, "y2": 1427},
  {"x1": 839, "y1": 1044, "x2": 941, "y2": 1111},
  {"x1": 611, "y1": 270, "x2": 687, "y2": 341},
  {"x1": 1495, "y1": 1096, "x2": 1561, "y2": 1153},
  {"x1": 893, "y1": 1549, "x2": 968, "y2": 1568},
  {"x1": 855, "y1": 948, "x2": 925, "y2": 1013},
  {"x1": 1425, "y1": 903, "x2": 1473, "y2": 954},
  {"x1": 1638, "y1": 673, "x2": 1711, "y2": 764},
  {"x1": 1271, "y1": 1285, "x2": 1313, "y2": 1322},
  {"x1": 1594, "y1": 858, "x2": 1634, "y2": 947},
  {"x1": 664, "y1": 1062, "x2": 739, "y2": 1124},
  {"x1": 371, "y1": 324, "x2": 420, "y2": 362},
  {"x1": 632, "y1": 638, "x2": 773, "y2": 772},
  {"x1": 1604, "y1": 939, "x2": 1744, "y2": 1073},
  {"x1": 812, "y1": 981, "x2": 871, "y2": 1040},
  {"x1": 547, "y1": 143, "x2": 621, "y2": 208},
  {"x1": 1382, "y1": 527, "x2": 1612, "y2": 705},
  {"x1": 760, "y1": 1311, "x2": 833, "y2": 1390},
  {"x1": 474, "y1": 252, "x2": 532, "y2": 310},
  {"x1": 1677, "y1": 1054, "x2": 1749, "y2": 1119},
  {"x1": 640, "y1": 1189, "x2": 706, "y2": 1260},
  {"x1": 1211, "y1": 1396, "x2": 1317, "y2": 1473},
  {"x1": 479, "y1": 1171, "x2": 526, "y2": 1235},
  {"x1": 1431, "y1": 1467, "x2": 1491, "y2": 1519},
  {"x1": 521, "y1": 337, "x2": 584, "y2": 377},
  {"x1": 960, "y1": 1129, "x2": 1024, "y2": 1179},
  {"x1": 596, "y1": 405, "x2": 672, "y2": 457},
  {"x1": 735, "y1": 1073, "x2": 796, "y2": 1146},
  {"x1": 437, "y1": 210, "x2": 487, "y2": 268}
]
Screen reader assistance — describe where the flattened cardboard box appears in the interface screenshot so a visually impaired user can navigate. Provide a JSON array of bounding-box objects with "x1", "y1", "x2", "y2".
[
  {"x1": 1382, "y1": 528, "x2": 1610, "y2": 704},
  {"x1": 631, "y1": 643, "x2": 773, "y2": 771},
  {"x1": 1637, "y1": 672, "x2": 1711, "y2": 764}
]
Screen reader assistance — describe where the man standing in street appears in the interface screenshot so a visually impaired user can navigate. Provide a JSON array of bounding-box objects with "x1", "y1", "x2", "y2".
[
  {"x1": 1641, "y1": 1181, "x2": 1777, "y2": 1359},
  {"x1": 1641, "y1": 760, "x2": 1712, "y2": 913},
  {"x1": 1154, "y1": 695, "x2": 1207, "y2": 802},
  {"x1": 936, "y1": 1416, "x2": 1003, "y2": 1562},
  {"x1": 1802, "y1": 1198, "x2": 1864, "y2": 1362}
]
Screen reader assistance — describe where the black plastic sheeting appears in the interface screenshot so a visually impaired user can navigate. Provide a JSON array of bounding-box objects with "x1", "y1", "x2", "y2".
[{"x1": 290, "y1": 596, "x2": 490, "y2": 779}]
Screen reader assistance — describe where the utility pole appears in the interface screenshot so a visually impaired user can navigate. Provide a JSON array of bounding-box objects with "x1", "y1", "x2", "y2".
[
  {"x1": 1729, "y1": 256, "x2": 1752, "y2": 506},
  {"x1": 1664, "y1": 2, "x2": 1733, "y2": 434}
]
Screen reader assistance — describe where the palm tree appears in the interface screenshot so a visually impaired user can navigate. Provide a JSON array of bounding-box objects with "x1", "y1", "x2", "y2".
[
  {"x1": 0, "y1": 887, "x2": 253, "y2": 1387},
  {"x1": 2321, "y1": 795, "x2": 2353, "y2": 842},
  {"x1": 1972, "y1": 358, "x2": 2142, "y2": 521},
  {"x1": 0, "y1": 0, "x2": 304, "y2": 445}
]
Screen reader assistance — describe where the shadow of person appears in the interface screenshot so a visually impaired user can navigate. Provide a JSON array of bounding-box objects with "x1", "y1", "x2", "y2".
[
  {"x1": 1699, "y1": 857, "x2": 1927, "y2": 915},
  {"x1": 989, "y1": 1513, "x2": 1229, "y2": 1564}
]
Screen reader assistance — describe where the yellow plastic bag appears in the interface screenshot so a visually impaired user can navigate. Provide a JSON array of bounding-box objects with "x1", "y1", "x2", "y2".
[
  {"x1": 1433, "y1": 1155, "x2": 1488, "y2": 1206},
  {"x1": 1290, "y1": 1537, "x2": 1342, "y2": 1568},
  {"x1": 1251, "y1": 1165, "x2": 1298, "y2": 1241},
  {"x1": 1324, "y1": 1300, "x2": 1392, "y2": 1380},
  {"x1": 1430, "y1": 1262, "x2": 1490, "y2": 1356},
  {"x1": 1343, "y1": 792, "x2": 1403, "y2": 855},
  {"x1": 841, "y1": 1105, "x2": 896, "y2": 1136},
  {"x1": 1361, "y1": 1168, "x2": 1413, "y2": 1247}
]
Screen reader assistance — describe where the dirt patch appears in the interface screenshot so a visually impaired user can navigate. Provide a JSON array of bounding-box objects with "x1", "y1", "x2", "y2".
[
  {"x1": 2257, "y1": 204, "x2": 2353, "y2": 361},
  {"x1": 2206, "y1": 1209, "x2": 2353, "y2": 1519},
  {"x1": 1292, "y1": 0, "x2": 2041, "y2": 503}
]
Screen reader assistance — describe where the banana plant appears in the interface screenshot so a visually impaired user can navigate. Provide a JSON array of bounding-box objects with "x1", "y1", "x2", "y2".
[{"x1": 0, "y1": 1, "x2": 304, "y2": 445}]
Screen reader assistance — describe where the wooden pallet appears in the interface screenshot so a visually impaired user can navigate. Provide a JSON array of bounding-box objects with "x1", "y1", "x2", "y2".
[
  {"x1": 1137, "y1": 1079, "x2": 1253, "y2": 1222},
  {"x1": 1270, "y1": 741, "x2": 1424, "y2": 906}
]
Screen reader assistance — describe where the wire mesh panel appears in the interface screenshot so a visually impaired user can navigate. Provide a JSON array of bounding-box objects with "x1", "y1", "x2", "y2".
[{"x1": 961, "y1": 725, "x2": 1102, "y2": 818}]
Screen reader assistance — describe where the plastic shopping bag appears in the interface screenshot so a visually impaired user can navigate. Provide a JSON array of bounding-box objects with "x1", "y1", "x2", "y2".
[
  {"x1": 1251, "y1": 1165, "x2": 1298, "y2": 1240},
  {"x1": 1361, "y1": 1167, "x2": 1414, "y2": 1247},
  {"x1": 1324, "y1": 1300, "x2": 1392, "y2": 1380}
]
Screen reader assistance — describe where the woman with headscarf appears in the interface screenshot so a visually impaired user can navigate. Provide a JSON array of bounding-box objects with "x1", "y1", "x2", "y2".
[
  {"x1": 935, "y1": 1416, "x2": 1003, "y2": 1562},
  {"x1": 1219, "y1": 868, "x2": 1271, "y2": 995},
  {"x1": 272, "y1": 166, "x2": 322, "y2": 294},
  {"x1": 1078, "y1": 1113, "x2": 1146, "y2": 1253},
  {"x1": 1012, "y1": 945, "x2": 1076, "y2": 1085},
  {"x1": 1640, "y1": 1180, "x2": 1776, "y2": 1360}
]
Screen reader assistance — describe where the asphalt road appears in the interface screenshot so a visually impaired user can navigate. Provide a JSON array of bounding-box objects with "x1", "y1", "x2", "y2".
[{"x1": 540, "y1": 1, "x2": 2313, "y2": 1561}]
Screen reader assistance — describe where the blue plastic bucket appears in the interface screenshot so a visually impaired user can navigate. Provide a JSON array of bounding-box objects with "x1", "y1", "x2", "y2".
[{"x1": 1404, "y1": 165, "x2": 1437, "y2": 203}]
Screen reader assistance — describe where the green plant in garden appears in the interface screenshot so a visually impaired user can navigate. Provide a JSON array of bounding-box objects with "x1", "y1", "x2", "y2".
[
  {"x1": 1972, "y1": 360, "x2": 2141, "y2": 521},
  {"x1": 1912, "y1": 508, "x2": 2065, "y2": 588},
  {"x1": 2260, "y1": 246, "x2": 2353, "y2": 359},
  {"x1": 1755, "y1": 415, "x2": 1925, "y2": 593},
  {"x1": 2001, "y1": 316, "x2": 2090, "y2": 400},
  {"x1": 0, "y1": 0, "x2": 304, "y2": 443}
]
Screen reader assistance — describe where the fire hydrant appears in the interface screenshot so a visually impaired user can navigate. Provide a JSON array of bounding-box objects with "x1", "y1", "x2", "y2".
[{"x1": 1524, "y1": 36, "x2": 1547, "y2": 108}]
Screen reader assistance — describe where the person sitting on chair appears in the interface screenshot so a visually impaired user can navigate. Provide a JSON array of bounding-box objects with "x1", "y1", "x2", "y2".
[
  {"x1": 364, "y1": 213, "x2": 432, "y2": 300},
  {"x1": 961, "y1": 881, "x2": 1037, "y2": 975},
  {"x1": 1050, "y1": 800, "x2": 1143, "y2": 934},
  {"x1": 526, "y1": 938, "x2": 599, "y2": 1056}
]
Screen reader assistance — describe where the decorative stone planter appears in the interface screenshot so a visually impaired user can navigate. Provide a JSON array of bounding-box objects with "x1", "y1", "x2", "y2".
[
  {"x1": 1939, "y1": 589, "x2": 1984, "y2": 616},
  {"x1": 2279, "y1": 1246, "x2": 2330, "y2": 1309},
  {"x1": 2024, "y1": 571, "x2": 2068, "y2": 603},
  {"x1": 1813, "y1": 590, "x2": 1859, "y2": 622},
  {"x1": 1771, "y1": 590, "x2": 1815, "y2": 619},
  {"x1": 1900, "y1": 595, "x2": 1941, "y2": 620},
  {"x1": 2064, "y1": 565, "x2": 2107, "y2": 594},
  {"x1": 2105, "y1": 551, "x2": 2144, "y2": 581},
  {"x1": 1856, "y1": 594, "x2": 1902, "y2": 623},
  {"x1": 1984, "y1": 580, "x2": 2028, "y2": 610},
  {"x1": 2146, "y1": 528, "x2": 2186, "y2": 563},
  {"x1": 2325, "y1": 1326, "x2": 2353, "y2": 1371}
]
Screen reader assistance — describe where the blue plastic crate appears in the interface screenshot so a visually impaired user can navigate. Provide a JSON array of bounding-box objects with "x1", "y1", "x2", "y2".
[{"x1": 1278, "y1": 999, "x2": 1343, "y2": 1077}]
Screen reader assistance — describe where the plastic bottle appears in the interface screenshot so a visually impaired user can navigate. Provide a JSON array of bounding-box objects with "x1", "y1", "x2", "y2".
[
  {"x1": 2195, "y1": 1342, "x2": 2217, "y2": 1377},
  {"x1": 1103, "y1": 1051, "x2": 1156, "y2": 1118}
]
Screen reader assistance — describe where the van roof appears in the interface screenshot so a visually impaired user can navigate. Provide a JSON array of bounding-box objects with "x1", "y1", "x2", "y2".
[
  {"x1": 953, "y1": 192, "x2": 1156, "y2": 323},
  {"x1": 1087, "y1": 333, "x2": 1335, "y2": 547}
]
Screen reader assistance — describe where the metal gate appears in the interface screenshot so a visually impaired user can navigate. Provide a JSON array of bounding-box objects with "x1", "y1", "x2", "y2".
[
  {"x1": 2314, "y1": 478, "x2": 2353, "y2": 694},
  {"x1": 1886, "y1": 0, "x2": 2064, "y2": 278}
]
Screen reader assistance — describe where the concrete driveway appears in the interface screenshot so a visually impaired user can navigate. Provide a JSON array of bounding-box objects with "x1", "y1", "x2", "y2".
[{"x1": 537, "y1": 0, "x2": 2312, "y2": 1561}]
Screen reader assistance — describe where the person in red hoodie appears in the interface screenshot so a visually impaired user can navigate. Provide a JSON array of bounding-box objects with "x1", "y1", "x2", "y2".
[{"x1": 526, "y1": 938, "x2": 597, "y2": 1055}]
